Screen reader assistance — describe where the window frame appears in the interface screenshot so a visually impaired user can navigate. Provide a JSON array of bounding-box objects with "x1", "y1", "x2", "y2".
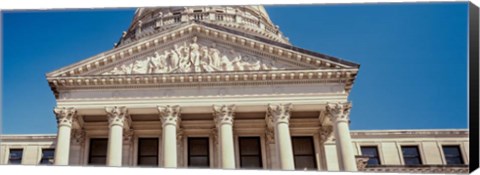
[
  {"x1": 8, "y1": 148, "x2": 23, "y2": 165},
  {"x1": 137, "y1": 138, "x2": 159, "y2": 166},
  {"x1": 360, "y1": 146, "x2": 382, "y2": 166},
  {"x1": 238, "y1": 136, "x2": 263, "y2": 169},
  {"x1": 39, "y1": 148, "x2": 55, "y2": 165},
  {"x1": 88, "y1": 138, "x2": 108, "y2": 165},
  {"x1": 441, "y1": 145, "x2": 465, "y2": 165},
  {"x1": 400, "y1": 145, "x2": 423, "y2": 166},
  {"x1": 291, "y1": 136, "x2": 318, "y2": 170},
  {"x1": 187, "y1": 137, "x2": 210, "y2": 168}
]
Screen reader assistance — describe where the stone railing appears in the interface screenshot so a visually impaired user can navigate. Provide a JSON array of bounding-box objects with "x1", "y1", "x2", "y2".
[
  {"x1": 362, "y1": 165, "x2": 469, "y2": 174},
  {"x1": 119, "y1": 11, "x2": 287, "y2": 46},
  {"x1": 355, "y1": 156, "x2": 468, "y2": 174}
]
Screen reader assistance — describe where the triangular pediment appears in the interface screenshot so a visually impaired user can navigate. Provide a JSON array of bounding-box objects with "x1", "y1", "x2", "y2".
[{"x1": 47, "y1": 22, "x2": 359, "y2": 78}]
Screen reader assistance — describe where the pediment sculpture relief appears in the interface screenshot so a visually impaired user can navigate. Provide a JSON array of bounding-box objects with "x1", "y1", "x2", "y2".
[{"x1": 103, "y1": 37, "x2": 286, "y2": 75}]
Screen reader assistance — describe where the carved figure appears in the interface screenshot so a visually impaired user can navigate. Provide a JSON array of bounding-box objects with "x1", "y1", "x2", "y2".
[
  {"x1": 189, "y1": 37, "x2": 201, "y2": 72},
  {"x1": 101, "y1": 37, "x2": 285, "y2": 75}
]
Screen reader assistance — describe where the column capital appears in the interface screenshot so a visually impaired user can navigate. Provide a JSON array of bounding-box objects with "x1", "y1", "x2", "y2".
[
  {"x1": 53, "y1": 107, "x2": 77, "y2": 127},
  {"x1": 105, "y1": 106, "x2": 129, "y2": 128},
  {"x1": 266, "y1": 103, "x2": 292, "y2": 125},
  {"x1": 326, "y1": 102, "x2": 352, "y2": 123},
  {"x1": 213, "y1": 104, "x2": 235, "y2": 126},
  {"x1": 157, "y1": 105, "x2": 181, "y2": 127}
]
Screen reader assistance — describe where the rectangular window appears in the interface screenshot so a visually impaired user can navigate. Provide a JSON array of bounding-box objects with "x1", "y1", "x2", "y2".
[
  {"x1": 188, "y1": 137, "x2": 210, "y2": 168},
  {"x1": 137, "y1": 138, "x2": 159, "y2": 166},
  {"x1": 292, "y1": 136, "x2": 317, "y2": 170},
  {"x1": 401, "y1": 146, "x2": 422, "y2": 165},
  {"x1": 88, "y1": 138, "x2": 108, "y2": 165},
  {"x1": 442, "y1": 145, "x2": 464, "y2": 165},
  {"x1": 360, "y1": 146, "x2": 381, "y2": 165},
  {"x1": 40, "y1": 149, "x2": 55, "y2": 165},
  {"x1": 8, "y1": 149, "x2": 23, "y2": 164},
  {"x1": 239, "y1": 137, "x2": 263, "y2": 169}
]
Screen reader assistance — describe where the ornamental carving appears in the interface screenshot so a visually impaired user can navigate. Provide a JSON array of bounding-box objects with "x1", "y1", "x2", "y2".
[
  {"x1": 123, "y1": 129, "x2": 134, "y2": 143},
  {"x1": 102, "y1": 37, "x2": 285, "y2": 75},
  {"x1": 177, "y1": 128, "x2": 184, "y2": 148},
  {"x1": 53, "y1": 107, "x2": 77, "y2": 127},
  {"x1": 105, "y1": 106, "x2": 129, "y2": 127},
  {"x1": 71, "y1": 129, "x2": 86, "y2": 144},
  {"x1": 326, "y1": 102, "x2": 352, "y2": 122},
  {"x1": 211, "y1": 127, "x2": 218, "y2": 146},
  {"x1": 265, "y1": 128, "x2": 275, "y2": 144},
  {"x1": 266, "y1": 103, "x2": 292, "y2": 124},
  {"x1": 355, "y1": 156, "x2": 369, "y2": 171},
  {"x1": 213, "y1": 104, "x2": 235, "y2": 126},
  {"x1": 157, "y1": 105, "x2": 181, "y2": 127},
  {"x1": 319, "y1": 125, "x2": 333, "y2": 143}
]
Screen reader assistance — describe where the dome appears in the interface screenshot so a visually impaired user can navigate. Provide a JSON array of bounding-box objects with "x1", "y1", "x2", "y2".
[{"x1": 116, "y1": 6, "x2": 289, "y2": 47}]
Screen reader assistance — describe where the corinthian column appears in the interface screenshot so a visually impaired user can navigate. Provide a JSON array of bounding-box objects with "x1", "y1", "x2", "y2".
[
  {"x1": 326, "y1": 102, "x2": 357, "y2": 171},
  {"x1": 53, "y1": 107, "x2": 77, "y2": 165},
  {"x1": 106, "y1": 106, "x2": 128, "y2": 167},
  {"x1": 158, "y1": 105, "x2": 181, "y2": 168},
  {"x1": 213, "y1": 104, "x2": 236, "y2": 169},
  {"x1": 266, "y1": 103, "x2": 295, "y2": 170}
]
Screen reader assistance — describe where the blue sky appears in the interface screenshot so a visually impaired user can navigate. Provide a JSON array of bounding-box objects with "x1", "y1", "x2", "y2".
[{"x1": 2, "y1": 3, "x2": 468, "y2": 134}]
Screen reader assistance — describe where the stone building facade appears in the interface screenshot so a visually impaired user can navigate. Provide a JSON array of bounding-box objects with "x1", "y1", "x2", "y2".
[{"x1": 0, "y1": 6, "x2": 469, "y2": 174}]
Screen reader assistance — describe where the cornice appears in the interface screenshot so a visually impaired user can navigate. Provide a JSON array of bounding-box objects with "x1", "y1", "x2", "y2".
[
  {"x1": 46, "y1": 22, "x2": 359, "y2": 78},
  {"x1": 350, "y1": 129, "x2": 469, "y2": 138},
  {"x1": 47, "y1": 69, "x2": 358, "y2": 98}
]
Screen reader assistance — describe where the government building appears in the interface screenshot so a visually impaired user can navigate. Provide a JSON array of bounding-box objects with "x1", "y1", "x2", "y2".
[{"x1": 0, "y1": 6, "x2": 469, "y2": 174}]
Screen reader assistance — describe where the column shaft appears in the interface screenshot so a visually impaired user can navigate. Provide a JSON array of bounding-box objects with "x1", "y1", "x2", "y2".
[
  {"x1": 107, "y1": 124, "x2": 123, "y2": 166},
  {"x1": 158, "y1": 105, "x2": 180, "y2": 168},
  {"x1": 163, "y1": 124, "x2": 177, "y2": 167},
  {"x1": 54, "y1": 125, "x2": 72, "y2": 165},
  {"x1": 326, "y1": 102, "x2": 357, "y2": 171},
  {"x1": 335, "y1": 121, "x2": 357, "y2": 171},
  {"x1": 267, "y1": 103, "x2": 294, "y2": 170},
  {"x1": 213, "y1": 104, "x2": 236, "y2": 169},
  {"x1": 220, "y1": 123, "x2": 235, "y2": 168},
  {"x1": 106, "y1": 106, "x2": 128, "y2": 167},
  {"x1": 275, "y1": 122, "x2": 295, "y2": 170},
  {"x1": 53, "y1": 107, "x2": 76, "y2": 166}
]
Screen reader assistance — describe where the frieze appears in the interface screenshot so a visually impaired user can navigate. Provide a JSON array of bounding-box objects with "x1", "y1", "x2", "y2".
[
  {"x1": 102, "y1": 37, "x2": 289, "y2": 75},
  {"x1": 57, "y1": 83, "x2": 345, "y2": 100}
]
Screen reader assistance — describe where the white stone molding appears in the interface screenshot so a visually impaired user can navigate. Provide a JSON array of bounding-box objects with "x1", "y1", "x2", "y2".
[
  {"x1": 105, "y1": 106, "x2": 129, "y2": 128},
  {"x1": 213, "y1": 104, "x2": 236, "y2": 126},
  {"x1": 326, "y1": 102, "x2": 352, "y2": 123},
  {"x1": 157, "y1": 105, "x2": 181, "y2": 127},
  {"x1": 266, "y1": 103, "x2": 292, "y2": 125},
  {"x1": 53, "y1": 107, "x2": 77, "y2": 127}
]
